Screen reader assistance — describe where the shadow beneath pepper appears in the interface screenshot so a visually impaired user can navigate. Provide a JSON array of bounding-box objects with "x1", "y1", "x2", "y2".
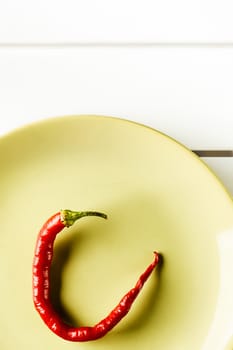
[
  {"x1": 49, "y1": 193, "x2": 168, "y2": 340},
  {"x1": 50, "y1": 232, "x2": 79, "y2": 326},
  {"x1": 50, "y1": 242, "x2": 163, "y2": 337}
]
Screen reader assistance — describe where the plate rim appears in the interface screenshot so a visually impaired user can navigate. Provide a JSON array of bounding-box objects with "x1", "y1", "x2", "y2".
[{"x1": 0, "y1": 114, "x2": 232, "y2": 204}]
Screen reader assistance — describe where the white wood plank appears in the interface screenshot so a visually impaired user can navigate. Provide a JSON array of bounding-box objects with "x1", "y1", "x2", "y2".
[
  {"x1": 0, "y1": 0, "x2": 233, "y2": 44},
  {"x1": 0, "y1": 47, "x2": 232, "y2": 149},
  {"x1": 202, "y1": 158, "x2": 233, "y2": 196}
]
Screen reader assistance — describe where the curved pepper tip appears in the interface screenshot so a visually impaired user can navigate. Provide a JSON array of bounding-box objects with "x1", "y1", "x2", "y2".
[{"x1": 153, "y1": 251, "x2": 163, "y2": 267}]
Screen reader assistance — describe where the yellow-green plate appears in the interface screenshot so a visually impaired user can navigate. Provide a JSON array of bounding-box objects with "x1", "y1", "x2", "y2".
[{"x1": 0, "y1": 115, "x2": 233, "y2": 350}]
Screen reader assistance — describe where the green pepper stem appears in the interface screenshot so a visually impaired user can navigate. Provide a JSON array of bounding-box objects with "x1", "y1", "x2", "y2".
[{"x1": 60, "y1": 209, "x2": 107, "y2": 227}]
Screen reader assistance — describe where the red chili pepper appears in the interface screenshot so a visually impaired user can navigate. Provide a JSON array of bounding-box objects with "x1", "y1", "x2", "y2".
[{"x1": 32, "y1": 209, "x2": 160, "y2": 342}]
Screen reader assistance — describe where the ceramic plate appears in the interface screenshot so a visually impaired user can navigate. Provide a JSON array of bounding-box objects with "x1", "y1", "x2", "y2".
[{"x1": 0, "y1": 116, "x2": 233, "y2": 350}]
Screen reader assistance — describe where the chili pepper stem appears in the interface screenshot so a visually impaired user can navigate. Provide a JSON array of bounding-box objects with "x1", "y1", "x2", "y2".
[{"x1": 60, "y1": 209, "x2": 107, "y2": 227}]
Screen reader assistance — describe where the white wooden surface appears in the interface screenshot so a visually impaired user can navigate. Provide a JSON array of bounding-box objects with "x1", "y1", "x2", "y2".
[
  {"x1": 0, "y1": 0, "x2": 233, "y2": 43},
  {"x1": 0, "y1": 1, "x2": 232, "y2": 195}
]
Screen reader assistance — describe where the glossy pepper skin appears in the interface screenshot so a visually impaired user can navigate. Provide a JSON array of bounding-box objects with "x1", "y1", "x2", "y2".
[{"x1": 32, "y1": 210, "x2": 160, "y2": 342}]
